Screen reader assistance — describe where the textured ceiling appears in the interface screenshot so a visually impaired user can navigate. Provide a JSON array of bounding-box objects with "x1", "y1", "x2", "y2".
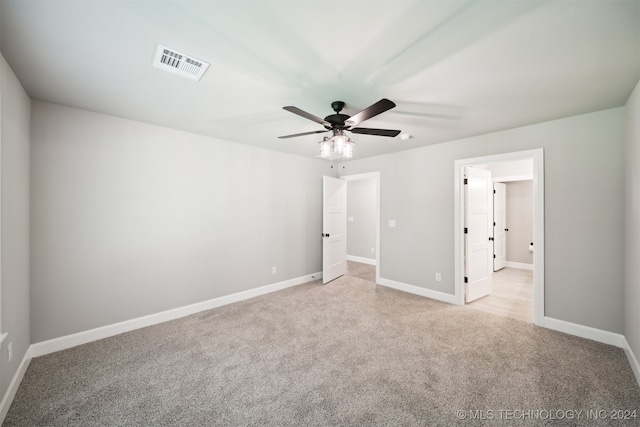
[{"x1": 1, "y1": 0, "x2": 639, "y2": 160}]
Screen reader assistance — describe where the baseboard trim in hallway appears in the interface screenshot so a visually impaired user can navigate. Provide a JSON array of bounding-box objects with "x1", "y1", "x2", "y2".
[
  {"x1": 346, "y1": 255, "x2": 376, "y2": 265},
  {"x1": 505, "y1": 261, "x2": 533, "y2": 271}
]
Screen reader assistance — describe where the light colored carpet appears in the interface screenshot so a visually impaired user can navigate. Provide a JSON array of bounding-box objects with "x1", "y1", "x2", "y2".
[{"x1": 4, "y1": 264, "x2": 640, "y2": 426}]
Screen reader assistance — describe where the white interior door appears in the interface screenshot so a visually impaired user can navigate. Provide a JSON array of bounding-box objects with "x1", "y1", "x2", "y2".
[
  {"x1": 465, "y1": 167, "x2": 493, "y2": 302},
  {"x1": 493, "y1": 182, "x2": 507, "y2": 271},
  {"x1": 323, "y1": 176, "x2": 347, "y2": 284}
]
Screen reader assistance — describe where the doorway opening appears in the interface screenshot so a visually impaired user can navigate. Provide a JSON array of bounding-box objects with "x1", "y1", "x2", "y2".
[
  {"x1": 341, "y1": 172, "x2": 380, "y2": 284},
  {"x1": 454, "y1": 149, "x2": 544, "y2": 326}
]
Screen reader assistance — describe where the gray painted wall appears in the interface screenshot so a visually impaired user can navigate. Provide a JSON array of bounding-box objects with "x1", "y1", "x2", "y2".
[
  {"x1": 624, "y1": 80, "x2": 640, "y2": 368},
  {"x1": 0, "y1": 54, "x2": 30, "y2": 401},
  {"x1": 505, "y1": 181, "x2": 533, "y2": 264},
  {"x1": 347, "y1": 178, "x2": 376, "y2": 261},
  {"x1": 30, "y1": 101, "x2": 334, "y2": 342},
  {"x1": 343, "y1": 108, "x2": 625, "y2": 333}
]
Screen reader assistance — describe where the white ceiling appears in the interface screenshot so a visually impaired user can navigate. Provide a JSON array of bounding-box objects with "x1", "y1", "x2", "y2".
[{"x1": 1, "y1": 0, "x2": 638, "y2": 160}]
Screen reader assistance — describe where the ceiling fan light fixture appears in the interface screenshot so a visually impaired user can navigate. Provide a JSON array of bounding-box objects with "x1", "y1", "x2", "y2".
[
  {"x1": 318, "y1": 134, "x2": 354, "y2": 160},
  {"x1": 334, "y1": 134, "x2": 347, "y2": 152},
  {"x1": 343, "y1": 140, "x2": 354, "y2": 158},
  {"x1": 319, "y1": 138, "x2": 332, "y2": 158}
]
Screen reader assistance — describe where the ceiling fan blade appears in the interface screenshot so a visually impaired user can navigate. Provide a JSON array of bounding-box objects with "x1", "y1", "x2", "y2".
[
  {"x1": 350, "y1": 127, "x2": 401, "y2": 137},
  {"x1": 283, "y1": 106, "x2": 330, "y2": 127},
  {"x1": 278, "y1": 129, "x2": 329, "y2": 139},
  {"x1": 345, "y1": 98, "x2": 396, "y2": 126}
]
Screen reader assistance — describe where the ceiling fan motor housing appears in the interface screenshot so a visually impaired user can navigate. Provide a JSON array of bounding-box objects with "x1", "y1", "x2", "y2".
[
  {"x1": 324, "y1": 101, "x2": 349, "y2": 129},
  {"x1": 324, "y1": 113, "x2": 350, "y2": 128}
]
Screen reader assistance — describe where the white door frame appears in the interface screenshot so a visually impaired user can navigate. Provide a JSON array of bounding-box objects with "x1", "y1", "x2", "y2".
[
  {"x1": 340, "y1": 172, "x2": 381, "y2": 284},
  {"x1": 454, "y1": 149, "x2": 544, "y2": 325}
]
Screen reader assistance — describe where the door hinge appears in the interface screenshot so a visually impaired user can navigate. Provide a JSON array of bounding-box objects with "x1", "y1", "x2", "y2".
[
  {"x1": 464, "y1": 227, "x2": 468, "y2": 234},
  {"x1": 493, "y1": 189, "x2": 496, "y2": 194},
  {"x1": 489, "y1": 237, "x2": 494, "y2": 241},
  {"x1": 493, "y1": 221, "x2": 496, "y2": 226},
  {"x1": 464, "y1": 276, "x2": 468, "y2": 283},
  {"x1": 463, "y1": 178, "x2": 468, "y2": 185},
  {"x1": 493, "y1": 254, "x2": 496, "y2": 259}
]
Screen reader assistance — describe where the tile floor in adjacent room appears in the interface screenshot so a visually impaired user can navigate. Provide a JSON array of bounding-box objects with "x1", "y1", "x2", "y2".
[
  {"x1": 467, "y1": 267, "x2": 534, "y2": 323},
  {"x1": 347, "y1": 261, "x2": 534, "y2": 323}
]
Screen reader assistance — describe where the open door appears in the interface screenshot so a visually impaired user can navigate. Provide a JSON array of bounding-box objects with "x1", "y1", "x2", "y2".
[
  {"x1": 322, "y1": 176, "x2": 347, "y2": 284},
  {"x1": 493, "y1": 182, "x2": 507, "y2": 271},
  {"x1": 465, "y1": 167, "x2": 492, "y2": 302}
]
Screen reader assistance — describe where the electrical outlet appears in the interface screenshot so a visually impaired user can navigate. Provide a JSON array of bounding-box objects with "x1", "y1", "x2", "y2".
[
  {"x1": 272, "y1": 267, "x2": 277, "y2": 275},
  {"x1": 435, "y1": 273, "x2": 442, "y2": 282},
  {"x1": 8, "y1": 341, "x2": 12, "y2": 362}
]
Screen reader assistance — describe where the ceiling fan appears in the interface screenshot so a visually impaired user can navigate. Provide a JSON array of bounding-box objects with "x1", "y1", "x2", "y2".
[{"x1": 278, "y1": 98, "x2": 401, "y2": 140}]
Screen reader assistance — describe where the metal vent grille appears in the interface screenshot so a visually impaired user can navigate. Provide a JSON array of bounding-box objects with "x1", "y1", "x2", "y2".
[{"x1": 153, "y1": 44, "x2": 209, "y2": 81}]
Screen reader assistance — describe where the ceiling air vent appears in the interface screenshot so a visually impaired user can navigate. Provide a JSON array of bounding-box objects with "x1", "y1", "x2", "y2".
[{"x1": 152, "y1": 44, "x2": 209, "y2": 81}]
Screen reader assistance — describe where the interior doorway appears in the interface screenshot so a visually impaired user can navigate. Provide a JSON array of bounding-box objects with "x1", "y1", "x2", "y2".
[
  {"x1": 341, "y1": 172, "x2": 380, "y2": 284},
  {"x1": 454, "y1": 149, "x2": 544, "y2": 326}
]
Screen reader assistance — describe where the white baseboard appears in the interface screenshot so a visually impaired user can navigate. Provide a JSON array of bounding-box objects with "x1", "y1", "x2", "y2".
[
  {"x1": 505, "y1": 261, "x2": 533, "y2": 271},
  {"x1": 346, "y1": 255, "x2": 377, "y2": 266},
  {"x1": 0, "y1": 346, "x2": 32, "y2": 423},
  {"x1": 622, "y1": 338, "x2": 640, "y2": 388},
  {"x1": 543, "y1": 316, "x2": 626, "y2": 348},
  {"x1": 31, "y1": 272, "x2": 321, "y2": 358},
  {"x1": 377, "y1": 277, "x2": 458, "y2": 305}
]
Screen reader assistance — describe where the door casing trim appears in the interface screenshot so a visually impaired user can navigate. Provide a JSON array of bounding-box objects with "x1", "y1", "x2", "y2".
[{"x1": 454, "y1": 149, "x2": 544, "y2": 325}]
